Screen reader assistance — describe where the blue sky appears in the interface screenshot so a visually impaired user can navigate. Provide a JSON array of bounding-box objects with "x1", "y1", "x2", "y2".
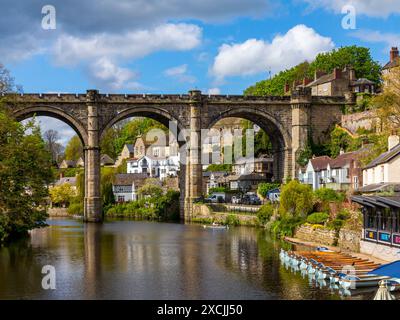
[{"x1": 2, "y1": 0, "x2": 400, "y2": 144}]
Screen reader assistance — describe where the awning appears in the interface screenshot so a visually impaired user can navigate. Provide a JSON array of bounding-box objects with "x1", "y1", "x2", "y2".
[
  {"x1": 369, "y1": 260, "x2": 400, "y2": 278},
  {"x1": 351, "y1": 196, "x2": 377, "y2": 208}
]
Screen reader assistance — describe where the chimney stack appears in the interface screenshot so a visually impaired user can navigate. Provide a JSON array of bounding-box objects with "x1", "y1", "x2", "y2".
[
  {"x1": 333, "y1": 67, "x2": 342, "y2": 80},
  {"x1": 284, "y1": 82, "x2": 290, "y2": 94},
  {"x1": 390, "y1": 47, "x2": 399, "y2": 63},
  {"x1": 303, "y1": 77, "x2": 312, "y2": 86},
  {"x1": 314, "y1": 70, "x2": 326, "y2": 81}
]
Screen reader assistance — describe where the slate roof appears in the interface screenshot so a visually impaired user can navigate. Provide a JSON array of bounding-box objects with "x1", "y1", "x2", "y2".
[
  {"x1": 352, "y1": 78, "x2": 375, "y2": 85},
  {"x1": 310, "y1": 156, "x2": 331, "y2": 171},
  {"x1": 101, "y1": 154, "x2": 115, "y2": 165},
  {"x1": 383, "y1": 57, "x2": 400, "y2": 70},
  {"x1": 227, "y1": 173, "x2": 267, "y2": 182},
  {"x1": 113, "y1": 173, "x2": 148, "y2": 186},
  {"x1": 358, "y1": 183, "x2": 400, "y2": 193},
  {"x1": 60, "y1": 160, "x2": 77, "y2": 168},
  {"x1": 203, "y1": 171, "x2": 229, "y2": 178},
  {"x1": 330, "y1": 151, "x2": 358, "y2": 169},
  {"x1": 55, "y1": 177, "x2": 77, "y2": 186},
  {"x1": 125, "y1": 144, "x2": 134, "y2": 153},
  {"x1": 306, "y1": 73, "x2": 336, "y2": 87},
  {"x1": 364, "y1": 143, "x2": 400, "y2": 169}
]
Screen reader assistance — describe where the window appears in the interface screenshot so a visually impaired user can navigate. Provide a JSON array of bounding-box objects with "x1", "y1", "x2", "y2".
[
  {"x1": 379, "y1": 208, "x2": 391, "y2": 231},
  {"x1": 153, "y1": 148, "x2": 160, "y2": 157},
  {"x1": 394, "y1": 210, "x2": 400, "y2": 233},
  {"x1": 353, "y1": 176, "x2": 359, "y2": 189}
]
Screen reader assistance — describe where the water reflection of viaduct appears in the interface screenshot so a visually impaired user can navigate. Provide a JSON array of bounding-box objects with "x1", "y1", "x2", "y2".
[{"x1": 3, "y1": 88, "x2": 352, "y2": 222}]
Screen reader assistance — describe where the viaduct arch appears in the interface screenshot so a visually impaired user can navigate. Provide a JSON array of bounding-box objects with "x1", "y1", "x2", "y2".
[{"x1": 2, "y1": 88, "x2": 352, "y2": 222}]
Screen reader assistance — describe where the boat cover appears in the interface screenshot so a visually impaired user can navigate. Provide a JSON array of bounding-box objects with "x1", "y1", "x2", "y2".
[{"x1": 368, "y1": 260, "x2": 400, "y2": 278}]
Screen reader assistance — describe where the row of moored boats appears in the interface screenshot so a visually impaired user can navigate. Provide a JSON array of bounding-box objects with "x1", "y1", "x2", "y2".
[{"x1": 280, "y1": 249, "x2": 400, "y2": 292}]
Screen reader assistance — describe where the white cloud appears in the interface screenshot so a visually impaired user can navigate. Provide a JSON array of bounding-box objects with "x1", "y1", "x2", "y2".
[
  {"x1": 164, "y1": 65, "x2": 188, "y2": 77},
  {"x1": 210, "y1": 24, "x2": 334, "y2": 81},
  {"x1": 302, "y1": 0, "x2": 400, "y2": 18},
  {"x1": 52, "y1": 23, "x2": 202, "y2": 66},
  {"x1": 88, "y1": 58, "x2": 144, "y2": 91},
  {"x1": 351, "y1": 29, "x2": 400, "y2": 51},
  {"x1": 50, "y1": 23, "x2": 202, "y2": 91},
  {"x1": 163, "y1": 64, "x2": 197, "y2": 83},
  {"x1": 207, "y1": 88, "x2": 221, "y2": 95}
]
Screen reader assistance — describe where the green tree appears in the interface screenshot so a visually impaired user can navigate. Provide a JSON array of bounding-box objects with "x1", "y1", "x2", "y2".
[
  {"x1": 0, "y1": 105, "x2": 53, "y2": 242},
  {"x1": 138, "y1": 178, "x2": 163, "y2": 199},
  {"x1": 257, "y1": 183, "x2": 280, "y2": 198},
  {"x1": 50, "y1": 183, "x2": 77, "y2": 207},
  {"x1": 310, "y1": 46, "x2": 381, "y2": 84},
  {"x1": 64, "y1": 135, "x2": 83, "y2": 160},
  {"x1": 114, "y1": 118, "x2": 167, "y2": 155},
  {"x1": 244, "y1": 46, "x2": 381, "y2": 96},
  {"x1": 279, "y1": 180, "x2": 313, "y2": 218},
  {"x1": 254, "y1": 130, "x2": 272, "y2": 156}
]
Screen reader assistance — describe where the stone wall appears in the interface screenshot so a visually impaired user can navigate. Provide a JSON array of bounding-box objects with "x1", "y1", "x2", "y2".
[
  {"x1": 338, "y1": 229, "x2": 361, "y2": 252},
  {"x1": 341, "y1": 110, "x2": 378, "y2": 134},
  {"x1": 295, "y1": 225, "x2": 362, "y2": 252},
  {"x1": 295, "y1": 225, "x2": 336, "y2": 246},
  {"x1": 48, "y1": 207, "x2": 69, "y2": 217},
  {"x1": 192, "y1": 204, "x2": 259, "y2": 226}
]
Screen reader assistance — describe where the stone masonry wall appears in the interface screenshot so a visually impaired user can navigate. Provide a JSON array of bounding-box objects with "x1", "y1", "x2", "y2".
[
  {"x1": 48, "y1": 207, "x2": 69, "y2": 217},
  {"x1": 192, "y1": 204, "x2": 259, "y2": 226},
  {"x1": 295, "y1": 225, "x2": 361, "y2": 252},
  {"x1": 295, "y1": 225, "x2": 336, "y2": 246}
]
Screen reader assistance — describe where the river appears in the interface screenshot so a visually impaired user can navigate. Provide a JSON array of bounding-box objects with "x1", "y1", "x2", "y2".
[{"x1": 0, "y1": 218, "x2": 392, "y2": 300}]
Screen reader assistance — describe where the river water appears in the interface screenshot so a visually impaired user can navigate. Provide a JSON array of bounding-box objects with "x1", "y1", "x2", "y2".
[{"x1": 0, "y1": 218, "x2": 393, "y2": 300}]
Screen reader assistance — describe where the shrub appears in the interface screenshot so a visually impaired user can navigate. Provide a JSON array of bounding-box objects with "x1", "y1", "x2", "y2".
[
  {"x1": 279, "y1": 180, "x2": 313, "y2": 218},
  {"x1": 270, "y1": 216, "x2": 305, "y2": 238},
  {"x1": 306, "y1": 212, "x2": 329, "y2": 225},
  {"x1": 257, "y1": 203, "x2": 275, "y2": 226},
  {"x1": 67, "y1": 202, "x2": 83, "y2": 215},
  {"x1": 314, "y1": 188, "x2": 345, "y2": 203},
  {"x1": 257, "y1": 183, "x2": 280, "y2": 198},
  {"x1": 225, "y1": 214, "x2": 240, "y2": 226}
]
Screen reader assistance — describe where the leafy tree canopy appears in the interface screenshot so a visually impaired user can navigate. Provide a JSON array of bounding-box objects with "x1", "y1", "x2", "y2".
[
  {"x1": 244, "y1": 46, "x2": 381, "y2": 96},
  {"x1": 0, "y1": 105, "x2": 53, "y2": 242}
]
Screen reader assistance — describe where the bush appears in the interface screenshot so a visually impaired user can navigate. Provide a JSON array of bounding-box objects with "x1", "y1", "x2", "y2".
[
  {"x1": 225, "y1": 214, "x2": 240, "y2": 226},
  {"x1": 257, "y1": 183, "x2": 280, "y2": 198},
  {"x1": 257, "y1": 203, "x2": 275, "y2": 226},
  {"x1": 306, "y1": 212, "x2": 329, "y2": 225},
  {"x1": 270, "y1": 216, "x2": 305, "y2": 238},
  {"x1": 314, "y1": 188, "x2": 345, "y2": 203},
  {"x1": 279, "y1": 180, "x2": 313, "y2": 218},
  {"x1": 67, "y1": 202, "x2": 83, "y2": 215},
  {"x1": 327, "y1": 210, "x2": 350, "y2": 231}
]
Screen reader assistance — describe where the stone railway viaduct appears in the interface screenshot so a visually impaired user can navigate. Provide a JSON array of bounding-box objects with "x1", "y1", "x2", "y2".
[{"x1": 2, "y1": 88, "x2": 353, "y2": 222}]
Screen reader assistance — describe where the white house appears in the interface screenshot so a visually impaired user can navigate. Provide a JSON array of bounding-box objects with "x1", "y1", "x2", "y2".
[
  {"x1": 112, "y1": 173, "x2": 148, "y2": 202},
  {"x1": 126, "y1": 134, "x2": 180, "y2": 180},
  {"x1": 127, "y1": 155, "x2": 179, "y2": 180},
  {"x1": 362, "y1": 135, "x2": 400, "y2": 187},
  {"x1": 300, "y1": 156, "x2": 331, "y2": 190}
]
